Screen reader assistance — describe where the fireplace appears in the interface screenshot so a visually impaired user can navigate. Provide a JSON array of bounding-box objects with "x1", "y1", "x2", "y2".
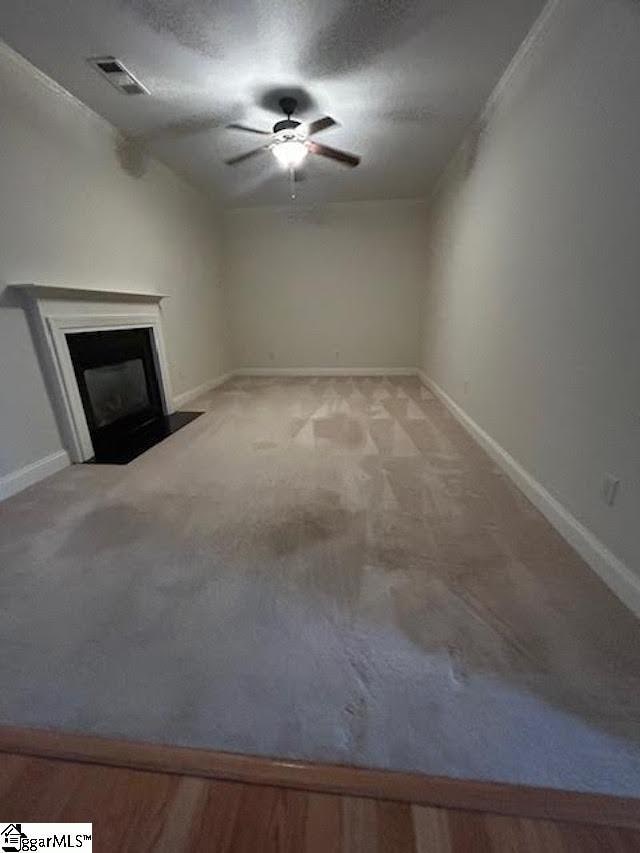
[
  {"x1": 12, "y1": 284, "x2": 206, "y2": 466},
  {"x1": 66, "y1": 327, "x2": 162, "y2": 454},
  {"x1": 65, "y1": 326, "x2": 200, "y2": 464}
]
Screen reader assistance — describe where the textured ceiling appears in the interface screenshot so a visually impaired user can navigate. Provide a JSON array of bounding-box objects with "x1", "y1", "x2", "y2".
[{"x1": 0, "y1": 0, "x2": 547, "y2": 206}]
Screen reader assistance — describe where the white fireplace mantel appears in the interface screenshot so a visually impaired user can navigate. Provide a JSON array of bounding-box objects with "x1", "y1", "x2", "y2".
[
  {"x1": 13, "y1": 283, "x2": 174, "y2": 463},
  {"x1": 14, "y1": 283, "x2": 169, "y2": 303}
]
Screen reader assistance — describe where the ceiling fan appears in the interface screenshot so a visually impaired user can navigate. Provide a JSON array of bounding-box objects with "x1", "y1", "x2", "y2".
[{"x1": 225, "y1": 97, "x2": 361, "y2": 173}]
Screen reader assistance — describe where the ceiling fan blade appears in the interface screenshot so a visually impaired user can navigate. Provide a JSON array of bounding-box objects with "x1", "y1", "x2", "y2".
[
  {"x1": 307, "y1": 141, "x2": 360, "y2": 167},
  {"x1": 225, "y1": 146, "x2": 269, "y2": 166},
  {"x1": 306, "y1": 116, "x2": 337, "y2": 136},
  {"x1": 226, "y1": 123, "x2": 271, "y2": 136}
]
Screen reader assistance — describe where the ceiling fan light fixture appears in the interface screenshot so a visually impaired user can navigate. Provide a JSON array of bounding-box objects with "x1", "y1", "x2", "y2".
[
  {"x1": 272, "y1": 138, "x2": 308, "y2": 169},
  {"x1": 225, "y1": 99, "x2": 360, "y2": 175}
]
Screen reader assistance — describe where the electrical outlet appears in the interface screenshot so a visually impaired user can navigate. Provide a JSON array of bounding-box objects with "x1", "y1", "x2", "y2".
[
  {"x1": 463, "y1": 379, "x2": 470, "y2": 395},
  {"x1": 601, "y1": 474, "x2": 620, "y2": 507},
  {"x1": 268, "y1": 351, "x2": 275, "y2": 361},
  {"x1": 335, "y1": 350, "x2": 340, "y2": 361}
]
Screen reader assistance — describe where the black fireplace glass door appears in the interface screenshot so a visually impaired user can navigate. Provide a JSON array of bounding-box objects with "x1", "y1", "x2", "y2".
[
  {"x1": 66, "y1": 327, "x2": 164, "y2": 454},
  {"x1": 84, "y1": 358, "x2": 149, "y2": 428}
]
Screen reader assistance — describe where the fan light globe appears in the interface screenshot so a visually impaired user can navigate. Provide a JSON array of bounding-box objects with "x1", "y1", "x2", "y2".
[{"x1": 272, "y1": 139, "x2": 308, "y2": 169}]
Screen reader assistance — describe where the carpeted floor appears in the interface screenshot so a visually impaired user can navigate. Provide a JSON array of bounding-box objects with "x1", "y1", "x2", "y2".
[{"x1": 1, "y1": 376, "x2": 640, "y2": 795}]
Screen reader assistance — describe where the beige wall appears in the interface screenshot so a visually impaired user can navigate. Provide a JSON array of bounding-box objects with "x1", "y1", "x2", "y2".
[
  {"x1": 224, "y1": 200, "x2": 426, "y2": 371},
  {"x1": 420, "y1": 0, "x2": 640, "y2": 576},
  {"x1": 0, "y1": 42, "x2": 228, "y2": 478}
]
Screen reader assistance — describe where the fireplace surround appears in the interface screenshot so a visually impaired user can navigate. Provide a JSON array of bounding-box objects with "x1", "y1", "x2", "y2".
[{"x1": 13, "y1": 284, "x2": 180, "y2": 463}]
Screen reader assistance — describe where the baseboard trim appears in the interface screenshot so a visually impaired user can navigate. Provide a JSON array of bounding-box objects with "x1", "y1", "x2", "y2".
[
  {"x1": 0, "y1": 450, "x2": 70, "y2": 501},
  {"x1": 173, "y1": 372, "x2": 232, "y2": 408},
  {"x1": 0, "y1": 726, "x2": 637, "y2": 828},
  {"x1": 418, "y1": 371, "x2": 640, "y2": 619},
  {"x1": 233, "y1": 367, "x2": 418, "y2": 377}
]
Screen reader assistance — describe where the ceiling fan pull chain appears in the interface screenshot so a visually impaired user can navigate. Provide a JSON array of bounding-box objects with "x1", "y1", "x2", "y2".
[{"x1": 289, "y1": 166, "x2": 296, "y2": 200}]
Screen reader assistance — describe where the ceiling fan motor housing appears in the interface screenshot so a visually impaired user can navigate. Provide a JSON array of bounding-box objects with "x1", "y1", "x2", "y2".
[{"x1": 273, "y1": 117, "x2": 301, "y2": 134}]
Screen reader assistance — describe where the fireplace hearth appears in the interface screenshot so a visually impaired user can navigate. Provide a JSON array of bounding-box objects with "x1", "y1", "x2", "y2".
[{"x1": 66, "y1": 327, "x2": 200, "y2": 463}]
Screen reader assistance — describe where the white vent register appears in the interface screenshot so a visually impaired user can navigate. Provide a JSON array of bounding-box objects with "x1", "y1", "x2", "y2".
[{"x1": 87, "y1": 56, "x2": 148, "y2": 95}]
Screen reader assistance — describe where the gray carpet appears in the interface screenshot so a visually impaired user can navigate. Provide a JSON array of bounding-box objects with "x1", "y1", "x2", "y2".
[{"x1": 1, "y1": 376, "x2": 640, "y2": 795}]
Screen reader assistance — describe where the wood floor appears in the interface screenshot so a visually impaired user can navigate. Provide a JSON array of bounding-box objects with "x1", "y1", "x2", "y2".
[{"x1": 2, "y1": 752, "x2": 639, "y2": 852}]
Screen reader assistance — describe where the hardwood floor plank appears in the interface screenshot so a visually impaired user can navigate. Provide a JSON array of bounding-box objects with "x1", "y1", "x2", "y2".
[
  {"x1": 178, "y1": 779, "x2": 246, "y2": 853},
  {"x1": 412, "y1": 805, "x2": 452, "y2": 853},
  {"x1": 0, "y1": 753, "x2": 32, "y2": 800},
  {"x1": 265, "y1": 786, "x2": 309, "y2": 853},
  {"x1": 484, "y1": 814, "x2": 566, "y2": 853},
  {"x1": 54, "y1": 762, "x2": 180, "y2": 853},
  {"x1": 0, "y1": 753, "x2": 65, "y2": 817},
  {"x1": 376, "y1": 801, "x2": 416, "y2": 853},
  {"x1": 191, "y1": 782, "x2": 310, "y2": 853},
  {"x1": 153, "y1": 776, "x2": 209, "y2": 853},
  {"x1": 555, "y1": 822, "x2": 640, "y2": 853},
  {"x1": 342, "y1": 796, "x2": 379, "y2": 853},
  {"x1": 447, "y1": 810, "x2": 494, "y2": 853},
  {"x1": 304, "y1": 792, "x2": 343, "y2": 853}
]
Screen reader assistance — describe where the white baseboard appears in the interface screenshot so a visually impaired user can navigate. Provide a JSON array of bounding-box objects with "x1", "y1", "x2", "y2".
[
  {"x1": 173, "y1": 372, "x2": 232, "y2": 408},
  {"x1": 1, "y1": 372, "x2": 233, "y2": 502},
  {"x1": 418, "y1": 371, "x2": 640, "y2": 619},
  {"x1": 233, "y1": 367, "x2": 419, "y2": 377},
  {"x1": 0, "y1": 450, "x2": 70, "y2": 501}
]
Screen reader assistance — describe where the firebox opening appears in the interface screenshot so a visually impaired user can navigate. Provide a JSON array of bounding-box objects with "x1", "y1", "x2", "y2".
[{"x1": 66, "y1": 327, "x2": 201, "y2": 464}]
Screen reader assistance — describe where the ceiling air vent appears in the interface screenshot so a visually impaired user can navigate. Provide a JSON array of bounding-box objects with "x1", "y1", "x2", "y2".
[{"x1": 88, "y1": 56, "x2": 148, "y2": 95}]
